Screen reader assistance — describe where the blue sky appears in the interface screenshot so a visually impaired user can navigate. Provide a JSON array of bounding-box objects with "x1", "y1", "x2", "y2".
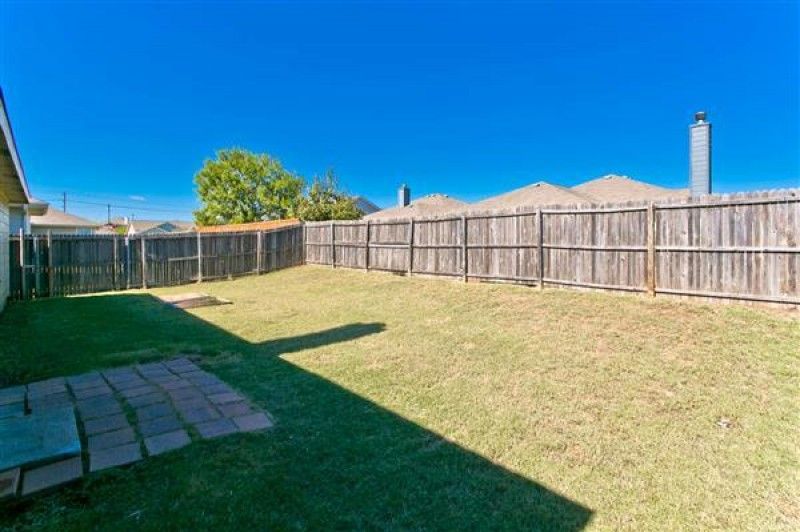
[{"x1": 1, "y1": 1, "x2": 798, "y2": 222}]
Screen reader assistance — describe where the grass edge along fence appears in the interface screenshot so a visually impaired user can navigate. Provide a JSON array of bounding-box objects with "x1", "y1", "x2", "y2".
[
  {"x1": 9, "y1": 224, "x2": 304, "y2": 300},
  {"x1": 305, "y1": 190, "x2": 800, "y2": 306}
]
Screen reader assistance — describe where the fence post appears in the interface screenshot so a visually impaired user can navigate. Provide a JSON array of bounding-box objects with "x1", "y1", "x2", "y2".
[
  {"x1": 19, "y1": 228, "x2": 26, "y2": 300},
  {"x1": 537, "y1": 209, "x2": 544, "y2": 289},
  {"x1": 140, "y1": 236, "x2": 148, "y2": 289},
  {"x1": 33, "y1": 235, "x2": 41, "y2": 297},
  {"x1": 364, "y1": 221, "x2": 370, "y2": 272},
  {"x1": 330, "y1": 221, "x2": 336, "y2": 268},
  {"x1": 462, "y1": 215, "x2": 468, "y2": 282},
  {"x1": 408, "y1": 219, "x2": 414, "y2": 276},
  {"x1": 112, "y1": 235, "x2": 118, "y2": 290},
  {"x1": 256, "y1": 231, "x2": 263, "y2": 274},
  {"x1": 125, "y1": 236, "x2": 131, "y2": 290},
  {"x1": 47, "y1": 231, "x2": 54, "y2": 297},
  {"x1": 196, "y1": 232, "x2": 203, "y2": 283},
  {"x1": 646, "y1": 202, "x2": 657, "y2": 297}
]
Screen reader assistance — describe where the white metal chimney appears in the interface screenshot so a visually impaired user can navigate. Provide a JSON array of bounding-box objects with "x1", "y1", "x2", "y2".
[
  {"x1": 689, "y1": 111, "x2": 712, "y2": 197},
  {"x1": 398, "y1": 184, "x2": 410, "y2": 207}
]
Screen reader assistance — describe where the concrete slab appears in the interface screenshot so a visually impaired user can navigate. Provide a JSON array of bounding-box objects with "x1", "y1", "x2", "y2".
[
  {"x1": 144, "y1": 430, "x2": 190, "y2": 456},
  {"x1": 0, "y1": 468, "x2": 20, "y2": 499},
  {"x1": 0, "y1": 386, "x2": 26, "y2": 406},
  {"x1": 21, "y1": 456, "x2": 83, "y2": 495},
  {"x1": 0, "y1": 407, "x2": 81, "y2": 471},
  {"x1": 90, "y1": 442, "x2": 142, "y2": 472},
  {"x1": 0, "y1": 402, "x2": 25, "y2": 420}
]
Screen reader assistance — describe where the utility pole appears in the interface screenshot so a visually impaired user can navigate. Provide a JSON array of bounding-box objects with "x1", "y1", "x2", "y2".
[
  {"x1": 62, "y1": 192, "x2": 67, "y2": 212},
  {"x1": 107, "y1": 204, "x2": 111, "y2": 224}
]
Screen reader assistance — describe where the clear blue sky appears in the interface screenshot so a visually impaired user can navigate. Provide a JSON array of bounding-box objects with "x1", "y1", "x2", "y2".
[{"x1": 1, "y1": 1, "x2": 798, "y2": 222}]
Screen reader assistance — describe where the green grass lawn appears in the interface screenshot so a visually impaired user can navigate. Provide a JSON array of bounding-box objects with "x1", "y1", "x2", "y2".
[{"x1": 1, "y1": 265, "x2": 798, "y2": 530}]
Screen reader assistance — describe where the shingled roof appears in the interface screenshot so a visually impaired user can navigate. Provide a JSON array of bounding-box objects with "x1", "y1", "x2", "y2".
[
  {"x1": 468, "y1": 182, "x2": 595, "y2": 212},
  {"x1": 364, "y1": 194, "x2": 467, "y2": 220},
  {"x1": 571, "y1": 174, "x2": 688, "y2": 203}
]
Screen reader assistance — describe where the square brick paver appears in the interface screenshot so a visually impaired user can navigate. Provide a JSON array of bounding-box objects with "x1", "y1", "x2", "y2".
[
  {"x1": 66, "y1": 372, "x2": 106, "y2": 391},
  {"x1": 233, "y1": 413, "x2": 273, "y2": 432},
  {"x1": 167, "y1": 387, "x2": 204, "y2": 402},
  {"x1": 110, "y1": 377, "x2": 148, "y2": 391},
  {"x1": 136, "y1": 402, "x2": 175, "y2": 421},
  {"x1": 90, "y1": 442, "x2": 142, "y2": 472},
  {"x1": 73, "y1": 384, "x2": 113, "y2": 400},
  {"x1": 208, "y1": 392, "x2": 244, "y2": 406},
  {"x1": 27, "y1": 378, "x2": 67, "y2": 398},
  {"x1": 125, "y1": 391, "x2": 166, "y2": 408},
  {"x1": 88, "y1": 426, "x2": 137, "y2": 452},
  {"x1": 84, "y1": 414, "x2": 130, "y2": 436},
  {"x1": 194, "y1": 418, "x2": 238, "y2": 439},
  {"x1": 138, "y1": 414, "x2": 182, "y2": 437},
  {"x1": 28, "y1": 393, "x2": 73, "y2": 413},
  {"x1": 144, "y1": 430, "x2": 190, "y2": 456},
  {"x1": 21, "y1": 457, "x2": 82, "y2": 495},
  {"x1": 180, "y1": 405, "x2": 220, "y2": 424},
  {"x1": 160, "y1": 379, "x2": 193, "y2": 391},
  {"x1": 217, "y1": 402, "x2": 252, "y2": 418},
  {"x1": 77, "y1": 397, "x2": 122, "y2": 420}
]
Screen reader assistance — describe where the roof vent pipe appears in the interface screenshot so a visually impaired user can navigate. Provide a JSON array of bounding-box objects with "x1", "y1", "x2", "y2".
[
  {"x1": 398, "y1": 184, "x2": 410, "y2": 207},
  {"x1": 689, "y1": 111, "x2": 712, "y2": 197}
]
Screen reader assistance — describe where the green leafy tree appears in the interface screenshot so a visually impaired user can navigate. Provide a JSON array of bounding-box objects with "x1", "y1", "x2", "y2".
[
  {"x1": 298, "y1": 170, "x2": 363, "y2": 221},
  {"x1": 194, "y1": 148, "x2": 304, "y2": 225}
]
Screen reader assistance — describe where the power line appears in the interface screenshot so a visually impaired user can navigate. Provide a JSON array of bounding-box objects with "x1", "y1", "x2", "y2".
[{"x1": 45, "y1": 196, "x2": 187, "y2": 214}]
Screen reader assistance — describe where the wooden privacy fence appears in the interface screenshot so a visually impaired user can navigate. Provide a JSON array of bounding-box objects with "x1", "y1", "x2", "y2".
[
  {"x1": 9, "y1": 225, "x2": 303, "y2": 300},
  {"x1": 305, "y1": 191, "x2": 800, "y2": 305}
]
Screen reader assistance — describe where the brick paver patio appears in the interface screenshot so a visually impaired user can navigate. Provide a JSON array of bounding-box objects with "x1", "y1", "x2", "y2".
[{"x1": 0, "y1": 357, "x2": 273, "y2": 499}]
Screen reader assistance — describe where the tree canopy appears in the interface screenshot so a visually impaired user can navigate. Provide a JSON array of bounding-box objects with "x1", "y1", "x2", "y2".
[
  {"x1": 194, "y1": 148, "x2": 304, "y2": 225},
  {"x1": 297, "y1": 170, "x2": 363, "y2": 221}
]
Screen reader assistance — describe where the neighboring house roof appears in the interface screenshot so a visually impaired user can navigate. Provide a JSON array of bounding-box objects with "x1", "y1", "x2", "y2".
[
  {"x1": 353, "y1": 196, "x2": 381, "y2": 215},
  {"x1": 469, "y1": 182, "x2": 595, "y2": 212},
  {"x1": 30, "y1": 207, "x2": 99, "y2": 229},
  {"x1": 571, "y1": 174, "x2": 688, "y2": 203},
  {"x1": 0, "y1": 87, "x2": 35, "y2": 204},
  {"x1": 364, "y1": 194, "x2": 468, "y2": 220},
  {"x1": 130, "y1": 220, "x2": 194, "y2": 235},
  {"x1": 197, "y1": 218, "x2": 300, "y2": 233}
]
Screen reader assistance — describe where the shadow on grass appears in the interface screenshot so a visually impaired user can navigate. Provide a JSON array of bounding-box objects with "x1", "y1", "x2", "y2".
[{"x1": 0, "y1": 294, "x2": 592, "y2": 530}]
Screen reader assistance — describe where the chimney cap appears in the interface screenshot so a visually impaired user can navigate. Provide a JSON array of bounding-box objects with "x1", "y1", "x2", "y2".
[{"x1": 694, "y1": 111, "x2": 707, "y2": 123}]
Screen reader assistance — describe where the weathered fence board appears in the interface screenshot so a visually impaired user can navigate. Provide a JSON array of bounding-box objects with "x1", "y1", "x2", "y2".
[
  {"x1": 305, "y1": 190, "x2": 800, "y2": 304},
  {"x1": 9, "y1": 225, "x2": 303, "y2": 300}
]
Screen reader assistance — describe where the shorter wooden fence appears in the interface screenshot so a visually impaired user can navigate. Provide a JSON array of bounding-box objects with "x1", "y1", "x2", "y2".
[
  {"x1": 9, "y1": 225, "x2": 303, "y2": 300},
  {"x1": 305, "y1": 191, "x2": 800, "y2": 305}
]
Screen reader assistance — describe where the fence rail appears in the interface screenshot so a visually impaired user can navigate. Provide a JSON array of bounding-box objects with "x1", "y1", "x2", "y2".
[
  {"x1": 305, "y1": 190, "x2": 800, "y2": 305},
  {"x1": 9, "y1": 225, "x2": 303, "y2": 300}
]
